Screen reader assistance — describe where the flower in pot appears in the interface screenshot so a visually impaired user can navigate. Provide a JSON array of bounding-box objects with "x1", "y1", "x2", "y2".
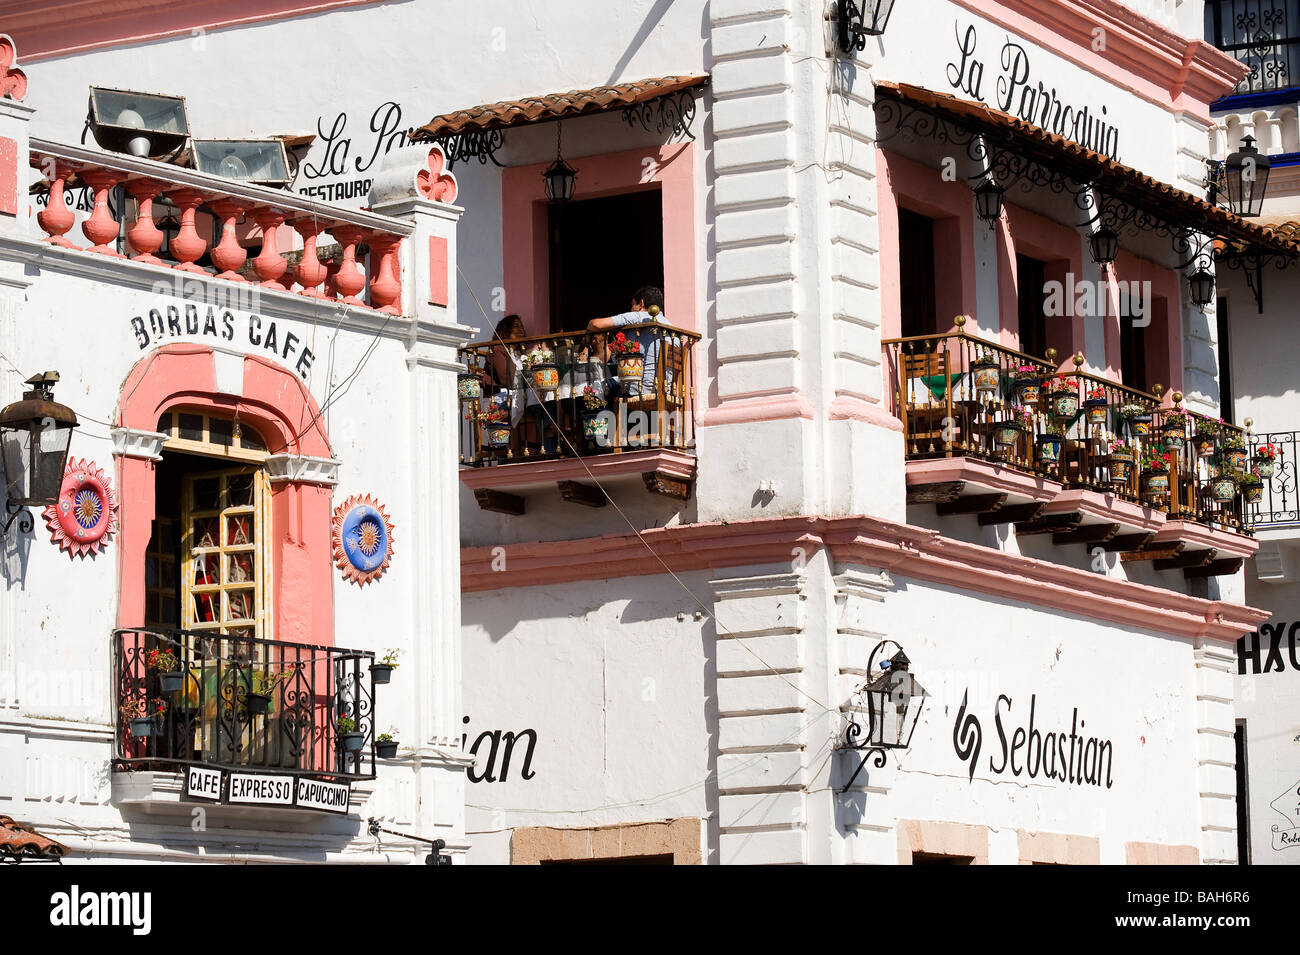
[
  {"x1": 1036, "y1": 421, "x2": 1066, "y2": 465},
  {"x1": 971, "y1": 349, "x2": 1001, "y2": 398},
  {"x1": 1218, "y1": 432, "x2": 1248, "y2": 472},
  {"x1": 476, "y1": 403, "x2": 511, "y2": 448},
  {"x1": 1206, "y1": 468, "x2": 1241, "y2": 504},
  {"x1": 1083, "y1": 386, "x2": 1108, "y2": 425},
  {"x1": 1013, "y1": 365, "x2": 1042, "y2": 405},
  {"x1": 376, "y1": 730, "x2": 399, "y2": 760},
  {"x1": 1240, "y1": 474, "x2": 1265, "y2": 504},
  {"x1": 1107, "y1": 440, "x2": 1136, "y2": 487},
  {"x1": 1139, "y1": 446, "x2": 1174, "y2": 501},
  {"x1": 121, "y1": 694, "x2": 166, "y2": 739},
  {"x1": 1047, "y1": 375, "x2": 1080, "y2": 421},
  {"x1": 993, "y1": 407, "x2": 1031, "y2": 450},
  {"x1": 1192, "y1": 417, "x2": 1221, "y2": 458},
  {"x1": 1252, "y1": 443, "x2": 1278, "y2": 480},
  {"x1": 1159, "y1": 407, "x2": 1189, "y2": 452},
  {"x1": 146, "y1": 647, "x2": 184, "y2": 694},
  {"x1": 371, "y1": 648, "x2": 400, "y2": 684},
  {"x1": 1121, "y1": 403, "x2": 1153, "y2": 436},
  {"x1": 522, "y1": 345, "x2": 558, "y2": 392},
  {"x1": 580, "y1": 385, "x2": 609, "y2": 441},
  {"x1": 337, "y1": 715, "x2": 366, "y2": 753},
  {"x1": 610, "y1": 333, "x2": 644, "y2": 385},
  {"x1": 244, "y1": 666, "x2": 292, "y2": 717}
]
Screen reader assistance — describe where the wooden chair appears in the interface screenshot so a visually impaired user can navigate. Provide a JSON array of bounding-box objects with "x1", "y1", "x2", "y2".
[{"x1": 898, "y1": 350, "x2": 956, "y2": 457}]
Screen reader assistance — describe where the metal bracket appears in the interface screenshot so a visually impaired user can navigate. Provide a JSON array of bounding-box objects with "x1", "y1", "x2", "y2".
[
  {"x1": 432, "y1": 129, "x2": 506, "y2": 170},
  {"x1": 1, "y1": 500, "x2": 32, "y2": 536},
  {"x1": 621, "y1": 89, "x2": 699, "y2": 142},
  {"x1": 1217, "y1": 248, "x2": 1296, "y2": 314},
  {"x1": 367, "y1": 817, "x2": 452, "y2": 865}
]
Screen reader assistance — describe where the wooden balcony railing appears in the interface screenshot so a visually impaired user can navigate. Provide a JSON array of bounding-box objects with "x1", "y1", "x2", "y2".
[
  {"x1": 883, "y1": 327, "x2": 1254, "y2": 533},
  {"x1": 28, "y1": 138, "x2": 411, "y2": 313},
  {"x1": 458, "y1": 325, "x2": 699, "y2": 465}
]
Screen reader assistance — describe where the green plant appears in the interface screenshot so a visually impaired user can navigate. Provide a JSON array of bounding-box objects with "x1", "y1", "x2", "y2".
[
  {"x1": 1108, "y1": 440, "x2": 1134, "y2": 456},
  {"x1": 120, "y1": 693, "x2": 166, "y2": 722},
  {"x1": 1140, "y1": 446, "x2": 1175, "y2": 473},
  {"x1": 581, "y1": 385, "x2": 605, "y2": 412},
  {"x1": 145, "y1": 648, "x2": 177, "y2": 672},
  {"x1": 1162, "y1": 407, "x2": 1190, "y2": 426},
  {"x1": 338, "y1": 715, "x2": 358, "y2": 734},
  {"x1": 1120, "y1": 403, "x2": 1150, "y2": 419},
  {"x1": 1194, "y1": 417, "x2": 1223, "y2": 436},
  {"x1": 1221, "y1": 431, "x2": 1247, "y2": 450},
  {"x1": 1043, "y1": 420, "x2": 1067, "y2": 437},
  {"x1": 248, "y1": 665, "x2": 295, "y2": 696},
  {"x1": 377, "y1": 732, "x2": 395, "y2": 743},
  {"x1": 379, "y1": 648, "x2": 401, "y2": 667}
]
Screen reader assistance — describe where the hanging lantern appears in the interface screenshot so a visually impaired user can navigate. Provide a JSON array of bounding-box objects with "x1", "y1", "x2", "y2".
[
  {"x1": 1223, "y1": 135, "x2": 1271, "y2": 218},
  {"x1": 974, "y1": 179, "x2": 1005, "y2": 227},
  {"x1": 1188, "y1": 267, "x2": 1216, "y2": 307},
  {"x1": 837, "y1": 0, "x2": 899, "y2": 53},
  {"x1": 542, "y1": 122, "x2": 577, "y2": 203},
  {"x1": 839, "y1": 643, "x2": 928, "y2": 791},
  {"x1": 1088, "y1": 226, "x2": 1118, "y2": 269},
  {"x1": 0, "y1": 372, "x2": 79, "y2": 535}
]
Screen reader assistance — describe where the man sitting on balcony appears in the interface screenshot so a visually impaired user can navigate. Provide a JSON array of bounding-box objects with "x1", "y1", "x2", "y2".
[{"x1": 586, "y1": 285, "x2": 669, "y2": 398}]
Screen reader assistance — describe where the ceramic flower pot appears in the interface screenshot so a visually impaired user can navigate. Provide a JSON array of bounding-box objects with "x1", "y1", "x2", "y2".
[
  {"x1": 1049, "y1": 390, "x2": 1080, "y2": 420},
  {"x1": 1241, "y1": 479, "x2": 1265, "y2": 504},
  {"x1": 1126, "y1": 414, "x2": 1152, "y2": 436},
  {"x1": 481, "y1": 425, "x2": 511, "y2": 448},
  {"x1": 1084, "y1": 400, "x2": 1108, "y2": 426},
  {"x1": 1014, "y1": 379, "x2": 1040, "y2": 404},
  {"x1": 129, "y1": 717, "x2": 155, "y2": 739},
  {"x1": 992, "y1": 422, "x2": 1022, "y2": 449},
  {"x1": 340, "y1": 732, "x2": 366, "y2": 754},
  {"x1": 530, "y1": 362, "x2": 559, "y2": 391},
  {"x1": 1160, "y1": 422, "x2": 1186, "y2": 452},
  {"x1": 1252, "y1": 456, "x2": 1276, "y2": 480},
  {"x1": 1207, "y1": 476, "x2": 1237, "y2": 503},
  {"x1": 583, "y1": 413, "x2": 609, "y2": 440},
  {"x1": 616, "y1": 355, "x2": 644, "y2": 385},
  {"x1": 1108, "y1": 452, "x2": 1135, "y2": 485},
  {"x1": 457, "y1": 374, "x2": 482, "y2": 401},
  {"x1": 377, "y1": 740, "x2": 399, "y2": 759},
  {"x1": 1141, "y1": 470, "x2": 1169, "y2": 500},
  {"x1": 1219, "y1": 447, "x2": 1248, "y2": 472},
  {"x1": 1036, "y1": 435, "x2": 1063, "y2": 464},
  {"x1": 1193, "y1": 433, "x2": 1217, "y2": 458},
  {"x1": 972, "y1": 361, "x2": 1000, "y2": 397}
]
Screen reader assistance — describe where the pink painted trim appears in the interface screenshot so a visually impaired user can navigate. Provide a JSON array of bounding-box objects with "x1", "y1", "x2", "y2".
[
  {"x1": 1042, "y1": 488, "x2": 1166, "y2": 532},
  {"x1": 9, "y1": 0, "x2": 391, "y2": 62},
  {"x1": 948, "y1": 0, "x2": 1248, "y2": 124},
  {"x1": 428, "y1": 235, "x2": 449, "y2": 307},
  {"x1": 459, "y1": 448, "x2": 696, "y2": 491},
  {"x1": 1001, "y1": 200, "x2": 1085, "y2": 360},
  {"x1": 906, "y1": 457, "x2": 1063, "y2": 501},
  {"x1": 460, "y1": 513, "x2": 1268, "y2": 642},
  {"x1": 502, "y1": 143, "x2": 697, "y2": 337},
  {"x1": 1151, "y1": 520, "x2": 1259, "y2": 559},
  {"x1": 697, "y1": 393, "x2": 813, "y2": 428},
  {"x1": 827, "y1": 395, "x2": 903, "y2": 432},
  {"x1": 0, "y1": 137, "x2": 16, "y2": 217}
]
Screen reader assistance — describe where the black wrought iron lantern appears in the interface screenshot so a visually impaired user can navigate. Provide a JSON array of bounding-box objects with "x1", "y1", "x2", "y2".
[
  {"x1": 1189, "y1": 267, "x2": 1216, "y2": 307},
  {"x1": 0, "y1": 372, "x2": 78, "y2": 535},
  {"x1": 974, "y1": 179, "x2": 1005, "y2": 227},
  {"x1": 837, "y1": 0, "x2": 899, "y2": 53},
  {"x1": 542, "y1": 122, "x2": 577, "y2": 203},
  {"x1": 1223, "y1": 135, "x2": 1271, "y2": 218},
  {"x1": 1088, "y1": 226, "x2": 1119, "y2": 270},
  {"x1": 840, "y1": 642, "x2": 928, "y2": 791}
]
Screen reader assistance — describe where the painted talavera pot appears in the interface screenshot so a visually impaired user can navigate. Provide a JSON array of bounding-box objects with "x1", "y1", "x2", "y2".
[
  {"x1": 1193, "y1": 433, "x2": 1217, "y2": 458},
  {"x1": 1049, "y1": 390, "x2": 1079, "y2": 420},
  {"x1": 617, "y1": 355, "x2": 644, "y2": 385},
  {"x1": 1208, "y1": 476, "x2": 1238, "y2": 503},
  {"x1": 457, "y1": 374, "x2": 482, "y2": 401},
  {"x1": 1084, "y1": 399, "x2": 1108, "y2": 425},
  {"x1": 992, "y1": 422, "x2": 1022, "y2": 449},
  {"x1": 972, "y1": 361, "x2": 1000, "y2": 397},
  {"x1": 1220, "y1": 447, "x2": 1248, "y2": 472},
  {"x1": 1127, "y1": 414, "x2": 1152, "y2": 436},
  {"x1": 1014, "y1": 378, "x2": 1040, "y2": 404},
  {"x1": 583, "y1": 414, "x2": 609, "y2": 440},
  {"x1": 530, "y1": 362, "x2": 559, "y2": 391},
  {"x1": 1241, "y1": 480, "x2": 1265, "y2": 504},
  {"x1": 1252, "y1": 455, "x2": 1276, "y2": 480},
  {"x1": 1141, "y1": 470, "x2": 1169, "y2": 499},
  {"x1": 482, "y1": 425, "x2": 511, "y2": 448},
  {"x1": 1036, "y1": 435, "x2": 1063, "y2": 464},
  {"x1": 1160, "y1": 422, "x2": 1185, "y2": 451},
  {"x1": 1108, "y1": 452, "x2": 1135, "y2": 485}
]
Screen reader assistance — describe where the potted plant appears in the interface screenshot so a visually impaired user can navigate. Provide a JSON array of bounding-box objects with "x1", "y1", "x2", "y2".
[
  {"x1": 337, "y1": 715, "x2": 365, "y2": 753},
  {"x1": 523, "y1": 345, "x2": 558, "y2": 392},
  {"x1": 121, "y1": 694, "x2": 166, "y2": 739},
  {"x1": 1121, "y1": 403, "x2": 1153, "y2": 436},
  {"x1": 457, "y1": 372, "x2": 482, "y2": 402},
  {"x1": 1159, "y1": 407, "x2": 1189, "y2": 452},
  {"x1": 243, "y1": 666, "x2": 293, "y2": 717},
  {"x1": 1013, "y1": 365, "x2": 1041, "y2": 405},
  {"x1": 146, "y1": 647, "x2": 184, "y2": 694},
  {"x1": 1192, "y1": 418, "x2": 1221, "y2": 458},
  {"x1": 1083, "y1": 386, "x2": 1108, "y2": 426},
  {"x1": 1206, "y1": 468, "x2": 1241, "y2": 504},
  {"x1": 1218, "y1": 431, "x2": 1248, "y2": 472},
  {"x1": 971, "y1": 348, "x2": 1001, "y2": 398},
  {"x1": 376, "y1": 730, "x2": 399, "y2": 760},
  {"x1": 1252, "y1": 443, "x2": 1278, "y2": 480},
  {"x1": 992, "y1": 407, "x2": 1031, "y2": 450},
  {"x1": 1036, "y1": 421, "x2": 1066, "y2": 465},
  {"x1": 581, "y1": 385, "x2": 609, "y2": 441},
  {"x1": 1240, "y1": 474, "x2": 1265, "y2": 504},
  {"x1": 1139, "y1": 446, "x2": 1174, "y2": 501},
  {"x1": 1107, "y1": 440, "x2": 1136, "y2": 486},
  {"x1": 371, "y1": 648, "x2": 400, "y2": 684},
  {"x1": 1047, "y1": 375, "x2": 1080, "y2": 421},
  {"x1": 476, "y1": 403, "x2": 511, "y2": 448},
  {"x1": 609, "y1": 333, "x2": 644, "y2": 385}
]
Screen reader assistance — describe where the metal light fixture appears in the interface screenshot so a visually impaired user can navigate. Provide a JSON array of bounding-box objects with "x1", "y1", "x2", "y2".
[
  {"x1": 193, "y1": 139, "x2": 293, "y2": 187},
  {"x1": 0, "y1": 373, "x2": 78, "y2": 535},
  {"x1": 1089, "y1": 226, "x2": 1119, "y2": 270},
  {"x1": 1189, "y1": 267, "x2": 1216, "y2": 307},
  {"x1": 838, "y1": 0, "x2": 899, "y2": 53},
  {"x1": 974, "y1": 178, "x2": 1005, "y2": 227},
  {"x1": 840, "y1": 642, "x2": 928, "y2": 791},
  {"x1": 542, "y1": 122, "x2": 577, "y2": 203},
  {"x1": 87, "y1": 88, "x2": 189, "y2": 159},
  {"x1": 1223, "y1": 135, "x2": 1271, "y2": 218}
]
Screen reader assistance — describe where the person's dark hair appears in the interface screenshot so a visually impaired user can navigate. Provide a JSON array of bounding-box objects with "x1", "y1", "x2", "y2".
[
  {"x1": 632, "y1": 286, "x2": 664, "y2": 312},
  {"x1": 495, "y1": 314, "x2": 525, "y2": 340}
]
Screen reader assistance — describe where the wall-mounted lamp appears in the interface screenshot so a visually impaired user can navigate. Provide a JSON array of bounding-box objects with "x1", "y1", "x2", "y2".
[
  {"x1": 1189, "y1": 267, "x2": 1216, "y2": 307},
  {"x1": 1088, "y1": 226, "x2": 1119, "y2": 271},
  {"x1": 837, "y1": 0, "x2": 899, "y2": 54},
  {"x1": 0, "y1": 372, "x2": 79, "y2": 536},
  {"x1": 974, "y1": 178, "x2": 1005, "y2": 228},
  {"x1": 1223, "y1": 135, "x2": 1271, "y2": 218},
  {"x1": 839, "y1": 641, "x2": 928, "y2": 792}
]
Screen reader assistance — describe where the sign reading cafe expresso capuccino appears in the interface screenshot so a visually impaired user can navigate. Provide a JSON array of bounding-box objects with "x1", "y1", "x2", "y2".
[{"x1": 184, "y1": 765, "x2": 351, "y2": 814}]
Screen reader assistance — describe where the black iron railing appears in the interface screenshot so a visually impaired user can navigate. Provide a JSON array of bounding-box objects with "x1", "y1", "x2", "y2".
[
  {"x1": 113, "y1": 628, "x2": 376, "y2": 779},
  {"x1": 1208, "y1": 0, "x2": 1300, "y2": 94},
  {"x1": 883, "y1": 331, "x2": 1253, "y2": 532},
  {"x1": 1248, "y1": 430, "x2": 1299, "y2": 526},
  {"x1": 458, "y1": 326, "x2": 699, "y2": 465}
]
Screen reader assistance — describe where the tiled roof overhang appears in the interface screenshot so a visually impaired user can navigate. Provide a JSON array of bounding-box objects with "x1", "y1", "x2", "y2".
[
  {"x1": 410, "y1": 74, "x2": 709, "y2": 142},
  {"x1": 876, "y1": 82, "x2": 1300, "y2": 258},
  {"x1": 0, "y1": 815, "x2": 66, "y2": 863}
]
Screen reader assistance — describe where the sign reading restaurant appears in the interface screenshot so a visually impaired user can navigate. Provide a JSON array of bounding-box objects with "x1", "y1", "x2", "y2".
[
  {"x1": 946, "y1": 20, "x2": 1121, "y2": 159},
  {"x1": 184, "y1": 765, "x2": 351, "y2": 814}
]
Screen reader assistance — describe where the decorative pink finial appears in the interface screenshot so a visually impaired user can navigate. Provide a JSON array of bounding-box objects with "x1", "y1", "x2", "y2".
[
  {"x1": 0, "y1": 35, "x2": 27, "y2": 102},
  {"x1": 415, "y1": 145, "x2": 458, "y2": 204}
]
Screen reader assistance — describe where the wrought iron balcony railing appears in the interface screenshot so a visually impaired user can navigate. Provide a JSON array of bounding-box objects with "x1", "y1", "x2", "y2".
[
  {"x1": 1248, "y1": 430, "x2": 1298, "y2": 527},
  {"x1": 883, "y1": 331, "x2": 1254, "y2": 533},
  {"x1": 458, "y1": 326, "x2": 700, "y2": 465},
  {"x1": 1207, "y1": 0, "x2": 1300, "y2": 95},
  {"x1": 113, "y1": 627, "x2": 377, "y2": 779}
]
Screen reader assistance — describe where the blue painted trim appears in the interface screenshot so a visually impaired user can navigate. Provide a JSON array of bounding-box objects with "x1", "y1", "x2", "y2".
[{"x1": 1212, "y1": 88, "x2": 1300, "y2": 112}]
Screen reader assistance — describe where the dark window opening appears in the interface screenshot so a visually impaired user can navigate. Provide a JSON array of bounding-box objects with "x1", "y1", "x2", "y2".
[
  {"x1": 1017, "y1": 254, "x2": 1048, "y2": 359},
  {"x1": 1217, "y1": 297, "x2": 1235, "y2": 422},
  {"x1": 547, "y1": 190, "x2": 664, "y2": 334},
  {"x1": 1120, "y1": 311, "x2": 1149, "y2": 392},
  {"x1": 899, "y1": 208, "x2": 938, "y2": 339}
]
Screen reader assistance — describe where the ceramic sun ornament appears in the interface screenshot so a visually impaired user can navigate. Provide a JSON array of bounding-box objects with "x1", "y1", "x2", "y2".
[
  {"x1": 332, "y1": 494, "x2": 395, "y2": 586},
  {"x1": 44, "y1": 458, "x2": 118, "y2": 557}
]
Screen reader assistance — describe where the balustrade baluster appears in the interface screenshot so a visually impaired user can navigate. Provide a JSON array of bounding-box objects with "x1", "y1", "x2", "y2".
[
  {"x1": 36, "y1": 163, "x2": 78, "y2": 247},
  {"x1": 366, "y1": 233, "x2": 402, "y2": 315},
  {"x1": 293, "y1": 218, "x2": 328, "y2": 297},
  {"x1": 208, "y1": 199, "x2": 250, "y2": 281},
  {"x1": 330, "y1": 225, "x2": 367, "y2": 305},
  {"x1": 125, "y1": 179, "x2": 165, "y2": 265},
  {"x1": 165, "y1": 188, "x2": 208, "y2": 274},
  {"x1": 81, "y1": 168, "x2": 124, "y2": 255},
  {"x1": 251, "y1": 209, "x2": 288, "y2": 289}
]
